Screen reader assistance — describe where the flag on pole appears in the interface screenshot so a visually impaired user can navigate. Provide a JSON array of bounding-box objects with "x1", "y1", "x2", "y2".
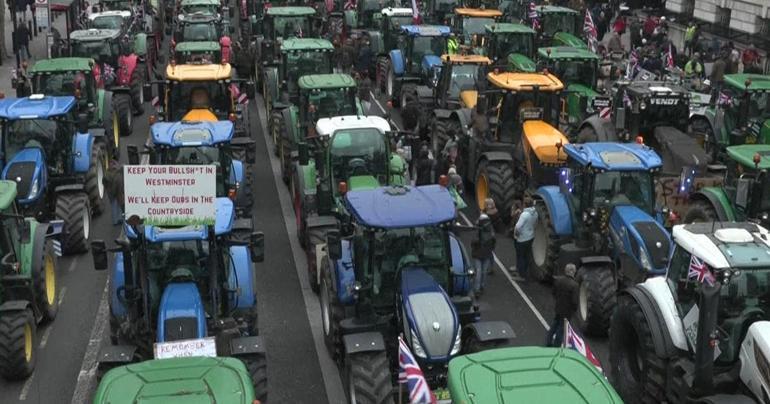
[
  {"x1": 528, "y1": 2, "x2": 540, "y2": 31},
  {"x1": 688, "y1": 255, "x2": 715, "y2": 286},
  {"x1": 717, "y1": 91, "x2": 731, "y2": 106},
  {"x1": 411, "y1": 0, "x2": 421, "y2": 24},
  {"x1": 565, "y1": 320, "x2": 603, "y2": 374},
  {"x1": 399, "y1": 336, "x2": 437, "y2": 404},
  {"x1": 666, "y1": 43, "x2": 675, "y2": 69},
  {"x1": 583, "y1": 10, "x2": 598, "y2": 53}
]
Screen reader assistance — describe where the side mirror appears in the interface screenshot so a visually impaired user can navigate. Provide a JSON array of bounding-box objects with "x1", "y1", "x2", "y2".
[
  {"x1": 250, "y1": 231, "x2": 264, "y2": 263},
  {"x1": 298, "y1": 142, "x2": 309, "y2": 166},
  {"x1": 19, "y1": 220, "x2": 30, "y2": 244},
  {"x1": 326, "y1": 229, "x2": 342, "y2": 261},
  {"x1": 677, "y1": 166, "x2": 696, "y2": 196},
  {"x1": 91, "y1": 240, "x2": 109, "y2": 270},
  {"x1": 559, "y1": 167, "x2": 574, "y2": 194},
  {"x1": 127, "y1": 145, "x2": 140, "y2": 165},
  {"x1": 614, "y1": 107, "x2": 625, "y2": 130},
  {"x1": 735, "y1": 178, "x2": 751, "y2": 209},
  {"x1": 77, "y1": 113, "x2": 89, "y2": 133}
]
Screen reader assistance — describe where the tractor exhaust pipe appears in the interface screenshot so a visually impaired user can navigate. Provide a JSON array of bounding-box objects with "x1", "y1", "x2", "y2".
[{"x1": 692, "y1": 282, "x2": 720, "y2": 397}]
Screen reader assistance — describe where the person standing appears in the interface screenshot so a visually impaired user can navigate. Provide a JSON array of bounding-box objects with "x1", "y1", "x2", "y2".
[
  {"x1": 471, "y1": 214, "x2": 496, "y2": 297},
  {"x1": 512, "y1": 196, "x2": 537, "y2": 281},
  {"x1": 14, "y1": 20, "x2": 31, "y2": 68},
  {"x1": 710, "y1": 52, "x2": 726, "y2": 97},
  {"x1": 414, "y1": 144, "x2": 434, "y2": 186},
  {"x1": 103, "y1": 159, "x2": 124, "y2": 225},
  {"x1": 545, "y1": 264, "x2": 579, "y2": 347},
  {"x1": 684, "y1": 22, "x2": 697, "y2": 57}
]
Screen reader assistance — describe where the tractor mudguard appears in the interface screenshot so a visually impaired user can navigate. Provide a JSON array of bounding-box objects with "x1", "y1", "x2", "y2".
[
  {"x1": 691, "y1": 188, "x2": 735, "y2": 222},
  {"x1": 227, "y1": 245, "x2": 256, "y2": 309},
  {"x1": 133, "y1": 33, "x2": 148, "y2": 57},
  {"x1": 332, "y1": 238, "x2": 356, "y2": 305},
  {"x1": 622, "y1": 286, "x2": 678, "y2": 358},
  {"x1": 230, "y1": 335, "x2": 266, "y2": 355},
  {"x1": 462, "y1": 321, "x2": 515, "y2": 342},
  {"x1": 156, "y1": 283, "x2": 207, "y2": 343},
  {"x1": 367, "y1": 31, "x2": 383, "y2": 55},
  {"x1": 389, "y1": 49, "x2": 405, "y2": 76},
  {"x1": 230, "y1": 159, "x2": 245, "y2": 186},
  {"x1": 282, "y1": 107, "x2": 299, "y2": 145},
  {"x1": 116, "y1": 54, "x2": 139, "y2": 87},
  {"x1": 480, "y1": 151, "x2": 513, "y2": 163},
  {"x1": 97, "y1": 345, "x2": 137, "y2": 365},
  {"x1": 54, "y1": 184, "x2": 85, "y2": 193},
  {"x1": 25, "y1": 222, "x2": 50, "y2": 280},
  {"x1": 415, "y1": 85, "x2": 433, "y2": 101},
  {"x1": 608, "y1": 205, "x2": 672, "y2": 277},
  {"x1": 296, "y1": 163, "x2": 318, "y2": 200},
  {"x1": 97, "y1": 90, "x2": 109, "y2": 126},
  {"x1": 579, "y1": 115, "x2": 617, "y2": 142},
  {"x1": 453, "y1": 109, "x2": 473, "y2": 136},
  {"x1": 434, "y1": 109, "x2": 453, "y2": 119},
  {"x1": 263, "y1": 66, "x2": 280, "y2": 106},
  {"x1": 71, "y1": 132, "x2": 94, "y2": 174},
  {"x1": 535, "y1": 186, "x2": 573, "y2": 236},
  {"x1": 449, "y1": 233, "x2": 471, "y2": 295},
  {"x1": 343, "y1": 332, "x2": 385, "y2": 355},
  {"x1": 0, "y1": 300, "x2": 31, "y2": 312},
  {"x1": 111, "y1": 251, "x2": 127, "y2": 319}
]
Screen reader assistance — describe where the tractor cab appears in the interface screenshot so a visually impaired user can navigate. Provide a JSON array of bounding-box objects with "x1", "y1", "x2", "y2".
[
  {"x1": 29, "y1": 58, "x2": 99, "y2": 112},
  {"x1": 380, "y1": 8, "x2": 415, "y2": 51},
  {"x1": 264, "y1": 7, "x2": 316, "y2": 41},
  {"x1": 162, "y1": 62, "x2": 235, "y2": 122},
  {"x1": 537, "y1": 46, "x2": 602, "y2": 128},
  {"x1": 345, "y1": 0, "x2": 399, "y2": 29},
  {"x1": 173, "y1": 41, "x2": 222, "y2": 64},
  {"x1": 711, "y1": 74, "x2": 770, "y2": 147},
  {"x1": 483, "y1": 23, "x2": 535, "y2": 72},
  {"x1": 88, "y1": 10, "x2": 133, "y2": 32},
  {"x1": 434, "y1": 54, "x2": 491, "y2": 110},
  {"x1": 422, "y1": 0, "x2": 460, "y2": 24},
  {"x1": 532, "y1": 5, "x2": 584, "y2": 49},
  {"x1": 397, "y1": 25, "x2": 451, "y2": 79},
  {"x1": 69, "y1": 29, "x2": 126, "y2": 81},
  {"x1": 178, "y1": 0, "x2": 222, "y2": 17},
  {"x1": 449, "y1": 8, "x2": 502, "y2": 49},
  {"x1": 267, "y1": 38, "x2": 334, "y2": 109},
  {"x1": 724, "y1": 145, "x2": 770, "y2": 226},
  {"x1": 298, "y1": 74, "x2": 359, "y2": 133},
  {"x1": 175, "y1": 12, "x2": 228, "y2": 44}
]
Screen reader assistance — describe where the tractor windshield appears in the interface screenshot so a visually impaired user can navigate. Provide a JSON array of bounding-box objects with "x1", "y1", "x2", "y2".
[
  {"x1": 448, "y1": 64, "x2": 482, "y2": 98},
  {"x1": 492, "y1": 33, "x2": 533, "y2": 58},
  {"x1": 732, "y1": 91, "x2": 770, "y2": 125},
  {"x1": 462, "y1": 17, "x2": 495, "y2": 36},
  {"x1": 72, "y1": 40, "x2": 118, "y2": 61},
  {"x1": 551, "y1": 59, "x2": 596, "y2": 87},
  {"x1": 3, "y1": 119, "x2": 60, "y2": 160},
  {"x1": 164, "y1": 146, "x2": 222, "y2": 165},
  {"x1": 182, "y1": 23, "x2": 219, "y2": 41},
  {"x1": 34, "y1": 71, "x2": 90, "y2": 97},
  {"x1": 542, "y1": 12, "x2": 576, "y2": 36},
  {"x1": 90, "y1": 15, "x2": 125, "y2": 30},
  {"x1": 285, "y1": 51, "x2": 333, "y2": 77},
  {"x1": 169, "y1": 81, "x2": 230, "y2": 121},
  {"x1": 412, "y1": 36, "x2": 447, "y2": 60},
  {"x1": 496, "y1": 91, "x2": 559, "y2": 141},
  {"x1": 389, "y1": 16, "x2": 413, "y2": 29},
  {"x1": 146, "y1": 239, "x2": 210, "y2": 278},
  {"x1": 273, "y1": 16, "x2": 310, "y2": 38},
  {"x1": 329, "y1": 128, "x2": 388, "y2": 186},
  {"x1": 305, "y1": 88, "x2": 358, "y2": 120},
  {"x1": 591, "y1": 170, "x2": 654, "y2": 214}
]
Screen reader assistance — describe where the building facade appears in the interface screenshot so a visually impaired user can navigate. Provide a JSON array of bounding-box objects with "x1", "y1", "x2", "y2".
[{"x1": 667, "y1": 0, "x2": 770, "y2": 35}]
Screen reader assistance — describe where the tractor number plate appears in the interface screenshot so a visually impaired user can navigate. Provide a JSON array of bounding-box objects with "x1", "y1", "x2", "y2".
[
  {"x1": 154, "y1": 337, "x2": 217, "y2": 359},
  {"x1": 592, "y1": 97, "x2": 610, "y2": 108}
]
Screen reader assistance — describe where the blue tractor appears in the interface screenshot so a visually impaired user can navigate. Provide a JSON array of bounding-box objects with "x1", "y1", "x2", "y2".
[
  {"x1": 531, "y1": 142, "x2": 673, "y2": 336},
  {"x1": 90, "y1": 197, "x2": 267, "y2": 401},
  {"x1": 0, "y1": 95, "x2": 107, "y2": 254},
  {"x1": 320, "y1": 184, "x2": 514, "y2": 402},
  {"x1": 128, "y1": 120, "x2": 255, "y2": 217}
]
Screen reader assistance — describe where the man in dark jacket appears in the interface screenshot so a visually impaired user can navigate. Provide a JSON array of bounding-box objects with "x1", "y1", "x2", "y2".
[
  {"x1": 546, "y1": 264, "x2": 578, "y2": 346},
  {"x1": 414, "y1": 144, "x2": 434, "y2": 186},
  {"x1": 471, "y1": 214, "x2": 496, "y2": 297}
]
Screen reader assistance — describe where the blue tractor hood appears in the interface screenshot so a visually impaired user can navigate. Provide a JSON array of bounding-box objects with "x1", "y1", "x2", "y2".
[
  {"x1": 421, "y1": 55, "x2": 442, "y2": 75},
  {"x1": 609, "y1": 205, "x2": 672, "y2": 276},
  {"x1": 345, "y1": 185, "x2": 456, "y2": 229},
  {"x1": 2, "y1": 147, "x2": 46, "y2": 204},
  {"x1": 0, "y1": 95, "x2": 76, "y2": 120},
  {"x1": 401, "y1": 267, "x2": 459, "y2": 362},
  {"x1": 151, "y1": 120, "x2": 235, "y2": 147},
  {"x1": 156, "y1": 282, "x2": 207, "y2": 342}
]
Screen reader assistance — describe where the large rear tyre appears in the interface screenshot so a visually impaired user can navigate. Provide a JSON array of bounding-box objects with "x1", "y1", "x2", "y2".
[
  {"x1": 85, "y1": 145, "x2": 106, "y2": 216},
  {"x1": 280, "y1": 133, "x2": 292, "y2": 186},
  {"x1": 475, "y1": 160, "x2": 515, "y2": 221},
  {"x1": 321, "y1": 263, "x2": 343, "y2": 361},
  {"x1": 345, "y1": 351, "x2": 394, "y2": 404},
  {"x1": 130, "y1": 64, "x2": 146, "y2": 115},
  {"x1": 33, "y1": 240, "x2": 59, "y2": 323},
  {"x1": 575, "y1": 266, "x2": 616, "y2": 337},
  {"x1": 103, "y1": 92, "x2": 120, "y2": 160},
  {"x1": 683, "y1": 200, "x2": 719, "y2": 223},
  {"x1": 242, "y1": 353, "x2": 267, "y2": 403},
  {"x1": 270, "y1": 109, "x2": 283, "y2": 156},
  {"x1": 529, "y1": 203, "x2": 561, "y2": 281},
  {"x1": 56, "y1": 193, "x2": 91, "y2": 254},
  {"x1": 114, "y1": 92, "x2": 133, "y2": 137},
  {"x1": 0, "y1": 309, "x2": 36, "y2": 380},
  {"x1": 609, "y1": 294, "x2": 668, "y2": 403},
  {"x1": 376, "y1": 57, "x2": 388, "y2": 93}
]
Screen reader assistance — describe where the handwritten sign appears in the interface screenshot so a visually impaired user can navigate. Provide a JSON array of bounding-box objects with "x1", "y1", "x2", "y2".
[
  {"x1": 124, "y1": 165, "x2": 216, "y2": 226},
  {"x1": 154, "y1": 337, "x2": 217, "y2": 359}
]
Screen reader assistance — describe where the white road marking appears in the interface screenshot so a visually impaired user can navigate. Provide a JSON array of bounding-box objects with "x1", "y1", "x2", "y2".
[
  {"x1": 69, "y1": 281, "x2": 110, "y2": 404},
  {"x1": 256, "y1": 97, "x2": 347, "y2": 404},
  {"x1": 18, "y1": 373, "x2": 34, "y2": 401},
  {"x1": 457, "y1": 211, "x2": 550, "y2": 329},
  {"x1": 39, "y1": 325, "x2": 54, "y2": 349},
  {"x1": 58, "y1": 286, "x2": 67, "y2": 306}
]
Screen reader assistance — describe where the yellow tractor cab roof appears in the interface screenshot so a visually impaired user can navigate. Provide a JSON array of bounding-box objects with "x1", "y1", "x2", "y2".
[
  {"x1": 166, "y1": 62, "x2": 232, "y2": 81},
  {"x1": 454, "y1": 8, "x2": 503, "y2": 17},
  {"x1": 487, "y1": 72, "x2": 563, "y2": 92},
  {"x1": 442, "y1": 54, "x2": 492, "y2": 64}
]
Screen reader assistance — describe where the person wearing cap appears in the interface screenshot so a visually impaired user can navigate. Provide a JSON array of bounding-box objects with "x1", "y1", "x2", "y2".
[
  {"x1": 512, "y1": 195, "x2": 537, "y2": 281},
  {"x1": 471, "y1": 213, "x2": 496, "y2": 296},
  {"x1": 546, "y1": 263, "x2": 578, "y2": 346}
]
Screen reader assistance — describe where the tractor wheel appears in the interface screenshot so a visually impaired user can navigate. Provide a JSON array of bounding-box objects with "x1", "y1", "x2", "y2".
[
  {"x1": 689, "y1": 118, "x2": 716, "y2": 162},
  {"x1": 114, "y1": 93, "x2": 133, "y2": 137},
  {"x1": 463, "y1": 332, "x2": 513, "y2": 354},
  {"x1": 241, "y1": 353, "x2": 268, "y2": 403},
  {"x1": 577, "y1": 125, "x2": 599, "y2": 143},
  {"x1": 130, "y1": 63, "x2": 146, "y2": 116},
  {"x1": 321, "y1": 262, "x2": 343, "y2": 360},
  {"x1": 376, "y1": 57, "x2": 389, "y2": 93},
  {"x1": 475, "y1": 160, "x2": 515, "y2": 221},
  {"x1": 56, "y1": 193, "x2": 91, "y2": 254},
  {"x1": 344, "y1": 351, "x2": 394, "y2": 404},
  {"x1": 103, "y1": 93, "x2": 121, "y2": 160},
  {"x1": 609, "y1": 294, "x2": 668, "y2": 403},
  {"x1": 85, "y1": 145, "x2": 106, "y2": 216},
  {"x1": 529, "y1": 203, "x2": 561, "y2": 281},
  {"x1": 292, "y1": 171, "x2": 311, "y2": 248},
  {"x1": 237, "y1": 170, "x2": 255, "y2": 218},
  {"x1": 683, "y1": 200, "x2": 719, "y2": 223},
  {"x1": 33, "y1": 240, "x2": 59, "y2": 323},
  {"x1": 270, "y1": 109, "x2": 283, "y2": 157},
  {"x1": 280, "y1": 134, "x2": 292, "y2": 185},
  {"x1": 432, "y1": 118, "x2": 461, "y2": 158},
  {"x1": 306, "y1": 227, "x2": 332, "y2": 294},
  {"x1": 0, "y1": 308, "x2": 36, "y2": 380},
  {"x1": 386, "y1": 63, "x2": 396, "y2": 103},
  {"x1": 575, "y1": 266, "x2": 616, "y2": 337}
]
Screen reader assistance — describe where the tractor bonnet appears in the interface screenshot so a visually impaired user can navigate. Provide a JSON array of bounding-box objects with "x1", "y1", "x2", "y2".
[
  {"x1": 315, "y1": 115, "x2": 390, "y2": 137},
  {"x1": 345, "y1": 185, "x2": 456, "y2": 228},
  {"x1": 151, "y1": 121, "x2": 235, "y2": 146},
  {"x1": 0, "y1": 95, "x2": 76, "y2": 120},
  {"x1": 726, "y1": 144, "x2": 770, "y2": 170},
  {"x1": 673, "y1": 222, "x2": 770, "y2": 270},
  {"x1": 401, "y1": 267, "x2": 459, "y2": 361},
  {"x1": 564, "y1": 143, "x2": 663, "y2": 171}
]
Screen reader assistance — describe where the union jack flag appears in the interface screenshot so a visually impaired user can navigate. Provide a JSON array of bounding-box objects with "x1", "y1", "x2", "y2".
[
  {"x1": 718, "y1": 91, "x2": 731, "y2": 106},
  {"x1": 666, "y1": 43, "x2": 674, "y2": 69},
  {"x1": 528, "y1": 2, "x2": 540, "y2": 31},
  {"x1": 399, "y1": 336, "x2": 436, "y2": 404},
  {"x1": 344, "y1": 0, "x2": 356, "y2": 10},
  {"x1": 626, "y1": 49, "x2": 639, "y2": 79},
  {"x1": 411, "y1": 0, "x2": 420, "y2": 21},
  {"x1": 583, "y1": 10, "x2": 598, "y2": 53},
  {"x1": 688, "y1": 255, "x2": 715, "y2": 286},
  {"x1": 565, "y1": 321, "x2": 604, "y2": 374}
]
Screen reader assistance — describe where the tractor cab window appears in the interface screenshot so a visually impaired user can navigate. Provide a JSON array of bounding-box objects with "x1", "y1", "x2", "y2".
[
  {"x1": 741, "y1": 91, "x2": 770, "y2": 121},
  {"x1": 493, "y1": 33, "x2": 533, "y2": 58},
  {"x1": 447, "y1": 64, "x2": 481, "y2": 99},
  {"x1": 462, "y1": 17, "x2": 495, "y2": 36},
  {"x1": 591, "y1": 170, "x2": 654, "y2": 214},
  {"x1": 303, "y1": 88, "x2": 358, "y2": 122},
  {"x1": 411, "y1": 36, "x2": 447, "y2": 61},
  {"x1": 183, "y1": 22, "x2": 218, "y2": 41},
  {"x1": 170, "y1": 82, "x2": 229, "y2": 120},
  {"x1": 552, "y1": 59, "x2": 596, "y2": 87},
  {"x1": 90, "y1": 16, "x2": 124, "y2": 30},
  {"x1": 35, "y1": 71, "x2": 90, "y2": 99},
  {"x1": 389, "y1": 17, "x2": 412, "y2": 31},
  {"x1": 329, "y1": 128, "x2": 388, "y2": 186},
  {"x1": 164, "y1": 147, "x2": 227, "y2": 195},
  {"x1": 285, "y1": 51, "x2": 333, "y2": 79},
  {"x1": 496, "y1": 91, "x2": 554, "y2": 142},
  {"x1": 273, "y1": 16, "x2": 310, "y2": 38},
  {"x1": 4, "y1": 119, "x2": 60, "y2": 160},
  {"x1": 72, "y1": 41, "x2": 118, "y2": 63},
  {"x1": 542, "y1": 13, "x2": 576, "y2": 37},
  {"x1": 146, "y1": 239, "x2": 210, "y2": 281}
]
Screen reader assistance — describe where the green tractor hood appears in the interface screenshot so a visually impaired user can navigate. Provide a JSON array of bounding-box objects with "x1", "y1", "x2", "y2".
[
  {"x1": 508, "y1": 53, "x2": 536, "y2": 72},
  {"x1": 567, "y1": 82, "x2": 598, "y2": 98},
  {"x1": 727, "y1": 144, "x2": 770, "y2": 170},
  {"x1": 553, "y1": 32, "x2": 587, "y2": 49}
]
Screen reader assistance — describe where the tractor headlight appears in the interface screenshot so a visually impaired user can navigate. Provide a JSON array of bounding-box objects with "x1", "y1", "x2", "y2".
[
  {"x1": 639, "y1": 245, "x2": 652, "y2": 272},
  {"x1": 28, "y1": 178, "x2": 39, "y2": 200},
  {"x1": 640, "y1": 101, "x2": 647, "y2": 110},
  {"x1": 450, "y1": 330, "x2": 462, "y2": 355},
  {"x1": 411, "y1": 329, "x2": 427, "y2": 358}
]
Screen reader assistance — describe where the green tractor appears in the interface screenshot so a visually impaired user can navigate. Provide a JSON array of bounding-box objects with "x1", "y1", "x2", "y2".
[
  {"x1": 343, "y1": 0, "x2": 402, "y2": 32},
  {"x1": 274, "y1": 73, "x2": 362, "y2": 184},
  {"x1": 684, "y1": 144, "x2": 770, "y2": 227},
  {"x1": 537, "y1": 46, "x2": 605, "y2": 133},
  {"x1": 482, "y1": 22, "x2": 536, "y2": 72},
  {"x1": 531, "y1": 5, "x2": 585, "y2": 49},
  {"x1": 0, "y1": 181, "x2": 61, "y2": 380},
  {"x1": 292, "y1": 115, "x2": 407, "y2": 293},
  {"x1": 93, "y1": 357, "x2": 259, "y2": 404},
  {"x1": 254, "y1": 6, "x2": 317, "y2": 88},
  {"x1": 29, "y1": 58, "x2": 121, "y2": 159},
  {"x1": 690, "y1": 74, "x2": 770, "y2": 161}
]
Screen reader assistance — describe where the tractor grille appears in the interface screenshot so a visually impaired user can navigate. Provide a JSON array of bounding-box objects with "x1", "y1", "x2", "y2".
[
  {"x1": 164, "y1": 317, "x2": 199, "y2": 342},
  {"x1": 6, "y1": 162, "x2": 36, "y2": 198},
  {"x1": 633, "y1": 222, "x2": 670, "y2": 268}
]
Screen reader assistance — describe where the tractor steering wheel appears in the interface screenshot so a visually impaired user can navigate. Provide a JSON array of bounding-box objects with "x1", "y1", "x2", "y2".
[{"x1": 348, "y1": 157, "x2": 369, "y2": 176}]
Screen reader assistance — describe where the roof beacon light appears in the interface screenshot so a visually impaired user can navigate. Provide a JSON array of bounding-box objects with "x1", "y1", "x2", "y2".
[
  {"x1": 229, "y1": 113, "x2": 237, "y2": 122},
  {"x1": 438, "y1": 175, "x2": 449, "y2": 187}
]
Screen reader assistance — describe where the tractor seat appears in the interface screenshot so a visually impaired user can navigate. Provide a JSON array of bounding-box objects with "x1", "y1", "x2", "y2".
[{"x1": 165, "y1": 249, "x2": 203, "y2": 278}]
